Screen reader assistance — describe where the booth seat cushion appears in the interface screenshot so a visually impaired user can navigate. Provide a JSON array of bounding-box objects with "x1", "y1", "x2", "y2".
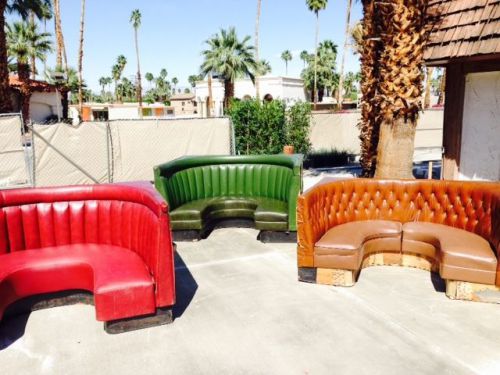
[
  {"x1": 314, "y1": 220, "x2": 402, "y2": 270},
  {"x1": 402, "y1": 222, "x2": 497, "y2": 285},
  {"x1": 170, "y1": 197, "x2": 288, "y2": 229},
  {"x1": 0, "y1": 244, "x2": 155, "y2": 322}
]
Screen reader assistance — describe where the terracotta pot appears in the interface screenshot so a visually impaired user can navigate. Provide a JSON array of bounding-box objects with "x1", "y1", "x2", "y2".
[{"x1": 283, "y1": 145, "x2": 295, "y2": 155}]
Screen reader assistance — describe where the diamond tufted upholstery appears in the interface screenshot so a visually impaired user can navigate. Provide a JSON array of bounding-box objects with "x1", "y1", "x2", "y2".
[
  {"x1": 154, "y1": 155, "x2": 302, "y2": 235},
  {"x1": 0, "y1": 182, "x2": 175, "y2": 326},
  {"x1": 297, "y1": 179, "x2": 500, "y2": 285}
]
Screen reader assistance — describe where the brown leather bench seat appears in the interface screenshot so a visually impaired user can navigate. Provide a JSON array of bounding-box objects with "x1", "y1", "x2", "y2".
[
  {"x1": 314, "y1": 220, "x2": 402, "y2": 271},
  {"x1": 403, "y1": 222, "x2": 497, "y2": 285},
  {"x1": 297, "y1": 179, "x2": 500, "y2": 302}
]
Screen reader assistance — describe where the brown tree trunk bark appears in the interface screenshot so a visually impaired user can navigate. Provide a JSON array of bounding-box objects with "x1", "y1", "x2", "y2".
[
  {"x1": 18, "y1": 63, "x2": 32, "y2": 126},
  {"x1": 374, "y1": 119, "x2": 416, "y2": 179},
  {"x1": 0, "y1": 0, "x2": 13, "y2": 113},
  {"x1": 337, "y1": 0, "x2": 352, "y2": 111},
  {"x1": 207, "y1": 74, "x2": 212, "y2": 117},
  {"x1": 224, "y1": 79, "x2": 234, "y2": 111},
  {"x1": 78, "y1": 0, "x2": 86, "y2": 115}
]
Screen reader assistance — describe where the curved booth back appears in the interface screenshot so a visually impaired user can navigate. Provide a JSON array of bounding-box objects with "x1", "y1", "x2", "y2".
[
  {"x1": 298, "y1": 179, "x2": 500, "y2": 267},
  {"x1": 154, "y1": 155, "x2": 303, "y2": 231}
]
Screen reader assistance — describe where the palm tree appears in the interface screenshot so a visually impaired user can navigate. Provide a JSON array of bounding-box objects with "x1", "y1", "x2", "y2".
[
  {"x1": 256, "y1": 59, "x2": 271, "y2": 75},
  {"x1": 0, "y1": 0, "x2": 50, "y2": 112},
  {"x1": 145, "y1": 72, "x2": 154, "y2": 88},
  {"x1": 188, "y1": 74, "x2": 200, "y2": 88},
  {"x1": 172, "y1": 76, "x2": 178, "y2": 93},
  {"x1": 78, "y1": 0, "x2": 86, "y2": 114},
  {"x1": 350, "y1": 21, "x2": 363, "y2": 55},
  {"x1": 130, "y1": 9, "x2": 142, "y2": 113},
  {"x1": 7, "y1": 21, "x2": 52, "y2": 77},
  {"x1": 7, "y1": 19, "x2": 52, "y2": 122},
  {"x1": 371, "y1": 0, "x2": 434, "y2": 178},
  {"x1": 38, "y1": 1, "x2": 51, "y2": 76},
  {"x1": 255, "y1": 0, "x2": 262, "y2": 99},
  {"x1": 201, "y1": 27, "x2": 257, "y2": 109},
  {"x1": 53, "y1": 0, "x2": 67, "y2": 74},
  {"x1": 99, "y1": 76, "x2": 107, "y2": 97},
  {"x1": 306, "y1": 0, "x2": 328, "y2": 108},
  {"x1": 300, "y1": 50, "x2": 309, "y2": 68},
  {"x1": 281, "y1": 50, "x2": 292, "y2": 76},
  {"x1": 337, "y1": 0, "x2": 352, "y2": 110},
  {"x1": 159, "y1": 68, "x2": 167, "y2": 80},
  {"x1": 112, "y1": 64, "x2": 121, "y2": 102}
]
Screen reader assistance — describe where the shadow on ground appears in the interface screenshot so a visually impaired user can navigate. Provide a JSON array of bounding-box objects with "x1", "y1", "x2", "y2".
[
  {"x1": 172, "y1": 250, "x2": 198, "y2": 319},
  {"x1": 0, "y1": 250, "x2": 198, "y2": 350}
]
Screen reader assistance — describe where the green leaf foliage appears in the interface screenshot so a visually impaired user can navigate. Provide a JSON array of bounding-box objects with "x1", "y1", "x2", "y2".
[{"x1": 228, "y1": 99, "x2": 311, "y2": 155}]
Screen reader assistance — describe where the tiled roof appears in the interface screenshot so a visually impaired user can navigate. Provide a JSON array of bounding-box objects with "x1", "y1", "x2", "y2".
[
  {"x1": 424, "y1": 0, "x2": 500, "y2": 62},
  {"x1": 9, "y1": 75, "x2": 58, "y2": 92}
]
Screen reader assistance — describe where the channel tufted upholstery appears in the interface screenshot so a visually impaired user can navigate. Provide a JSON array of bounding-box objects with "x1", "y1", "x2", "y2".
[
  {"x1": 154, "y1": 155, "x2": 302, "y2": 236},
  {"x1": 297, "y1": 179, "x2": 500, "y2": 285},
  {"x1": 0, "y1": 182, "x2": 176, "y2": 327}
]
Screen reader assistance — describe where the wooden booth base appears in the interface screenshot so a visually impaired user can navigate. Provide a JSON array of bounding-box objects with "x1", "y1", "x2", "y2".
[
  {"x1": 299, "y1": 252, "x2": 500, "y2": 304},
  {"x1": 445, "y1": 280, "x2": 500, "y2": 304}
]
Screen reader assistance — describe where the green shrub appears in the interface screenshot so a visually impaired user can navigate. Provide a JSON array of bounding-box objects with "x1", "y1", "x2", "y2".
[
  {"x1": 228, "y1": 99, "x2": 311, "y2": 155},
  {"x1": 304, "y1": 148, "x2": 354, "y2": 169}
]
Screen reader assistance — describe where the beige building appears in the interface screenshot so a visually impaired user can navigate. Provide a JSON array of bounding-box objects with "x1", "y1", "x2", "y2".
[{"x1": 169, "y1": 93, "x2": 198, "y2": 116}]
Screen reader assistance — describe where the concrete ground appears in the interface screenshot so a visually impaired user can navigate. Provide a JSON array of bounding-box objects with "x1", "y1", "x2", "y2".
[{"x1": 2, "y1": 227, "x2": 500, "y2": 375}]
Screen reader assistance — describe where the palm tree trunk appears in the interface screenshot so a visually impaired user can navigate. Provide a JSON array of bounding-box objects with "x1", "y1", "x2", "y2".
[
  {"x1": 0, "y1": 0, "x2": 12, "y2": 113},
  {"x1": 207, "y1": 74, "x2": 213, "y2": 117},
  {"x1": 313, "y1": 12, "x2": 319, "y2": 110},
  {"x1": 337, "y1": 0, "x2": 353, "y2": 111},
  {"x1": 224, "y1": 79, "x2": 234, "y2": 110},
  {"x1": 358, "y1": 0, "x2": 381, "y2": 177},
  {"x1": 54, "y1": 0, "x2": 69, "y2": 77},
  {"x1": 374, "y1": 119, "x2": 416, "y2": 179},
  {"x1": 424, "y1": 66, "x2": 433, "y2": 109},
  {"x1": 78, "y1": 0, "x2": 86, "y2": 116},
  {"x1": 29, "y1": 12, "x2": 36, "y2": 79},
  {"x1": 438, "y1": 68, "x2": 445, "y2": 105},
  {"x1": 134, "y1": 27, "x2": 143, "y2": 116},
  {"x1": 255, "y1": 0, "x2": 261, "y2": 99}
]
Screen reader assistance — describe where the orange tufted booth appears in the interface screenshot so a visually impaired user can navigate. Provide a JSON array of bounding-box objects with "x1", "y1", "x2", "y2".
[{"x1": 297, "y1": 179, "x2": 500, "y2": 302}]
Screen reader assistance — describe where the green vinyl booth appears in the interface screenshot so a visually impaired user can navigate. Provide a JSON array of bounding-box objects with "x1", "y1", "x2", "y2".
[{"x1": 154, "y1": 154, "x2": 303, "y2": 242}]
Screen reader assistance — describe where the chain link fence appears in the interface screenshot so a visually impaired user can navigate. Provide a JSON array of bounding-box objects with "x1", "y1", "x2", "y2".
[{"x1": 28, "y1": 117, "x2": 233, "y2": 187}]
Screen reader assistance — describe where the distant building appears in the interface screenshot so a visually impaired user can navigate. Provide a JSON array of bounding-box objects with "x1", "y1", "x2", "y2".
[
  {"x1": 70, "y1": 102, "x2": 176, "y2": 122},
  {"x1": 9, "y1": 75, "x2": 65, "y2": 123},
  {"x1": 194, "y1": 76, "x2": 306, "y2": 117},
  {"x1": 169, "y1": 93, "x2": 198, "y2": 116}
]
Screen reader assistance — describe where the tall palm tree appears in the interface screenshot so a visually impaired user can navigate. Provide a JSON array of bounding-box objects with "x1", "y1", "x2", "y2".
[
  {"x1": 130, "y1": 9, "x2": 142, "y2": 113},
  {"x1": 300, "y1": 50, "x2": 309, "y2": 68},
  {"x1": 358, "y1": 0, "x2": 381, "y2": 177},
  {"x1": 306, "y1": 0, "x2": 328, "y2": 108},
  {"x1": 53, "y1": 0, "x2": 67, "y2": 74},
  {"x1": 112, "y1": 64, "x2": 121, "y2": 102},
  {"x1": 7, "y1": 20, "x2": 52, "y2": 121},
  {"x1": 38, "y1": 1, "x2": 51, "y2": 77},
  {"x1": 350, "y1": 21, "x2": 363, "y2": 55},
  {"x1": 337, "y1": 0, "x2": 352, "y2": 110},
  {"x1": 0, "y1": 0, "x2": 50, "y2": 112},
  {"x1": 145, "y1": 72, "x2": 154, "y2": 88},
  {"x1": 371, "y1": 0, "x2": 434, "y2": 178},
  {"x1": 281, "y1": 50, "x2": 292, "y2": 76},
  {"x1": 188, "y1": 74, "x2": 200, "y2": 88},
  {"x1": 172, "y1": 76, "x2": 178, "y2": 93},
  {"x1": 201, "y1": 27, "x2": 257, "y2": 109},
  {"x1": 254, "y1": 0, "x2": 262, "y2": 99},
  {"x1": 99, "y1": 76, "x2": 107, "y2": 97},
  {"x1": 78, "y1": 0, "x2": 86, "y2": 114}
]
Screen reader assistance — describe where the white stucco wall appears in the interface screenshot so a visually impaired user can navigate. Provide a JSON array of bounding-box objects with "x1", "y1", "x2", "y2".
[
  {"x1": 108, "y1": 106, "x2": 140, "y2": 120},
  {"x1": 459, "y1": 71, "x2": 500, "y2": 181},
  {"x1": 195, "y1": 76, "x2": 306, "y2": 117},
  {"x1": 30, "y1": 91, "x2": 63, "y2": 123}
]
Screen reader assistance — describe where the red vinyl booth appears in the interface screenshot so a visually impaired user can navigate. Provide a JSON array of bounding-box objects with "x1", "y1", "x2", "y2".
[{"x1": 0, "y1": 182, "x2": 176, "y2": 333}]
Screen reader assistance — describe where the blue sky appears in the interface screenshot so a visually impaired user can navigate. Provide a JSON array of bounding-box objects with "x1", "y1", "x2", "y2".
[{"x1": 10, "y1": 0, "x2": 363, "y2": 92}]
